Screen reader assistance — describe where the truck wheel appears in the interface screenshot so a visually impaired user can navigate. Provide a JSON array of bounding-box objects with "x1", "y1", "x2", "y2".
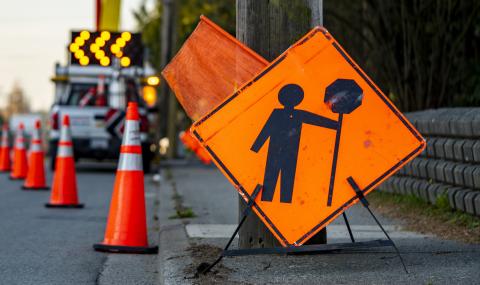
[
  {"x1": 141, "y1": 144, "x2": 153, "y2": 174},
  {"x1": 50, "y1": 158, "x2": 56, "y2": 171},
  {"x1": 49, "y1": 141, "x2": 58, "y2": 171},
  {"x1": 143, "y1": 157, "x2": 152, "y2": 174}
]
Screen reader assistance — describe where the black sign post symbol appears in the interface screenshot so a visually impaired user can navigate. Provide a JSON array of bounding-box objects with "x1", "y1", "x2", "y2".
[
  {"x1": 324, "y1": 79, "x2": 364, "y2": 206},
  {"x1": 251, "y1": 84, "x2": 338, "y2": 203}
]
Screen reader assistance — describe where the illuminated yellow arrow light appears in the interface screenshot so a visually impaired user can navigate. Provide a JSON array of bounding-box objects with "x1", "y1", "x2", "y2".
[
  {"x1": 120, "y1": 56, "x2": 131, "y2": 67},
  {"x1": 69, "y1": 43, "x2": 79, "y2": 53},
  {"x1": 90, "y1": 43, "x2": 99, "y2": 53},
  {"x1": 74, "y1": 50, "x2": 85, "y2": 59},
  {"x1": 95, "y1": 50, "x2": 105, "y2": 60},
  {"x1": 101, "y1": 31, "x2": 111, "y2": 41},
  {"x1": 100, "y1": 57, "x2": 110, "y2": 66},
  {"x1": 121, "y1": 32, "x2": 131, "y2": 41},
  {"x1": 80, "y1": 30, "x2": 90, "y2": 40},
  {"x1": 79, "y1": 56, "x2": 89, "y2": 66},
  {"x1": 75, "y1": 37, "x2": 85, "y2": 46},
  {"x1": 116, "y1": 38, "x2": 126, "y2": 48},
  {"x1": 95, "y1": 37, "x2": 106, "y2": 47},
  {"x1": 70, "y1": 30, "x2": 135, "y2": 67},
  {"x1": 110, "y1": 44, "x2": 120, "y2": 54}
]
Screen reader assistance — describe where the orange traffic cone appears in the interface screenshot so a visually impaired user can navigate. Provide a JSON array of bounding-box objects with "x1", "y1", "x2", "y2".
[
  {"x1": 94, "y1": 102, "x2": 157, "y2": 254},
  {"x1": 10, "y1": 123, "x2": 28, "y2": 180},
  {"x1": 0, "y1": 123, "x2": 11, "y2": 172},
  {"x1": 23, "y1": 120, "x2": 49, "y2": 191},
  {"x1": 45, "y1": 115, "x2": 83, "y2": 208}
]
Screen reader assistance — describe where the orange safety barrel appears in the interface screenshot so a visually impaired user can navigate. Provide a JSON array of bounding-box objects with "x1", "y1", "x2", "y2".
[
  {"x1": 180, "y1": 129, "x2": 212, "y2": 165},
  {"x1": 179, "y1": 129, "x2": 200, "y2": 152}
]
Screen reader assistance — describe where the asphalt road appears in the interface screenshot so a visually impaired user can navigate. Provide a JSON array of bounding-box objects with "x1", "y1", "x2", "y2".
[
  {"x1": 0, "y1": 161, "x2": 159, "y2": 285},
  {"x1": 3, "y1": 160, "x2": 479, "y2": 284}
]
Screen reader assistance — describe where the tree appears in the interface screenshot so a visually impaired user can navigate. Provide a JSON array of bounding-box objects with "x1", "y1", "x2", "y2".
[
  {"x1": 4, "y1": 82, "x2": 30, "y2": 119},
  {"x1": 134, "y1": 0, "x2": 235, "y2": 75},
  {"x1": 324, "y1": 0, "x2": 480, "y2": 111},
  {"x1": 134, "y1": 0, "x2": 236, "y2": 155}
]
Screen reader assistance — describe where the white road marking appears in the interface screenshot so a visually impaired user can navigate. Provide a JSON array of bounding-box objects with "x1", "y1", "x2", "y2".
[
  {"x1": 185, "y1": 224, "x2": 431, "y2": 239},
  {"x1": 186, "y1": 224, "x2": 238, "y2": 238},
  {"x1": 327, "y1": 225, "x2": 430, "y2": 240}
]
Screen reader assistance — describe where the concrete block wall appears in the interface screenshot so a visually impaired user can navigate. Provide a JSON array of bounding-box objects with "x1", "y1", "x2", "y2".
[{"x1": 377, "y1": 108, "x2": 480, "y2": 217}]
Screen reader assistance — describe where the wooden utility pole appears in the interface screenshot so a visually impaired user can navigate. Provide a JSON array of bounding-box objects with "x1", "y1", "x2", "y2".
[
  {"x1": 160, "y1": 0, "x2": 178, "y2": 158},
  {"x1": 236, "y1": 0, "x2": 326, "y2": 248}
]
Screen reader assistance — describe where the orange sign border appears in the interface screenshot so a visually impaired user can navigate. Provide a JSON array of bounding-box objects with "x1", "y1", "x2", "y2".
[{"x1": 192, "y1": 27, "x2": 425, "y2": 246}]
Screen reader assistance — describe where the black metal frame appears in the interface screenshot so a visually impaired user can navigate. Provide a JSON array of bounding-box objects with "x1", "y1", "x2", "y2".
[{"x1": 198, "y1": 177, "x2": 408, "y2": 275}]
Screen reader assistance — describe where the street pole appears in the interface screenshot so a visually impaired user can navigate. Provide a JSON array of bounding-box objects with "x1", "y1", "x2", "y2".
[
  {"x1": 236, "y1": 0, "x2": 326, "y2": 249},
  {"x1": 160, "y1": 0, "x2": 178, "y2": 158}
]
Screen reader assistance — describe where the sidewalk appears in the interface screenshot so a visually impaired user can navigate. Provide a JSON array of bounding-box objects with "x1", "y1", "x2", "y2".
[{"x1": 157, "y1": 162, "x2": 480, "y2": 284}]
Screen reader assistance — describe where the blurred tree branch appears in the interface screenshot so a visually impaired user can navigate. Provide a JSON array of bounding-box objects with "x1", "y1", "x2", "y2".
[{"x1": 326, "y1": 0, "x2": 480, "y2": 111}]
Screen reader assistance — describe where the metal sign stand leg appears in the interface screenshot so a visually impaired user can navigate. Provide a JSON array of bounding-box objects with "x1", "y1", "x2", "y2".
[
  {"x1": 342, "y1": 212, "x2": 355, "y2": 243},
  {"x1": 198, "y1": 177, "x2": 408, "y2": 276},
  {"x1": 347, "y1": 176, "x2": 408, "y2": 274},
  {"x1": 197, "y1": 184, "x2": 263, "y2": 276}
]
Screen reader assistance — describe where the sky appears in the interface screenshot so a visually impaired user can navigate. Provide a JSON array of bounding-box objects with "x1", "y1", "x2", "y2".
[{"x1": 0, "y1": 0, "x2": 153, "y2": 111}]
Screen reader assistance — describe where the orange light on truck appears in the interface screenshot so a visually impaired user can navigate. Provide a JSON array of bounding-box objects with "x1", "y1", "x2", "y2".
[
  {"x1": 143, "y1": 86, "x2": 157, "y2": 106},
  {"x1": 147, "y1": 76, "x2": 160, "y2": 86}
]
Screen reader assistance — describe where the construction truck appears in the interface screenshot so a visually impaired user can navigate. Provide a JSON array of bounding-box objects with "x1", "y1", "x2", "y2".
[{"x1": 49, "y1": 30, "x2": 158, "y2": 172}]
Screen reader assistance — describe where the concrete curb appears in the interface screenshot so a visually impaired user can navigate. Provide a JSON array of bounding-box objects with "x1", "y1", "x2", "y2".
[{"x1": 157, "y1": 170, "x2": 192, "y2": 285}]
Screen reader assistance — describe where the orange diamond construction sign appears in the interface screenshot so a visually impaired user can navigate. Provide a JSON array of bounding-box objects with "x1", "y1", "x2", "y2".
[{"x1": 191, "y1": 27, "x2": 425, "y2": 247}]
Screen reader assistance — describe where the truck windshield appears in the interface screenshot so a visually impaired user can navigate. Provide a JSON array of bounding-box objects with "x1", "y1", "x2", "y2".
[
  {"x1": 64, "y1": 81, "x2": 146, "y2": 108},
  {"x1": 66, "y1": 83, "x2": 109, "y2": 107}
]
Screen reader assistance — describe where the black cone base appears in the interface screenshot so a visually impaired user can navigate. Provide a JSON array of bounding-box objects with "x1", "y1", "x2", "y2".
[
  {"x1": 93, "y1": 243, "x2": 158, "y2": 254},
  {"x1": 9, "y1": 176, "x2": 26, "y2": 180},
  {"x1": 45, "y1": 203, "x2": 84, "y2": 208},
  {"x1": 22, "y1": 186, "x2": 49, "y2": 191}
]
